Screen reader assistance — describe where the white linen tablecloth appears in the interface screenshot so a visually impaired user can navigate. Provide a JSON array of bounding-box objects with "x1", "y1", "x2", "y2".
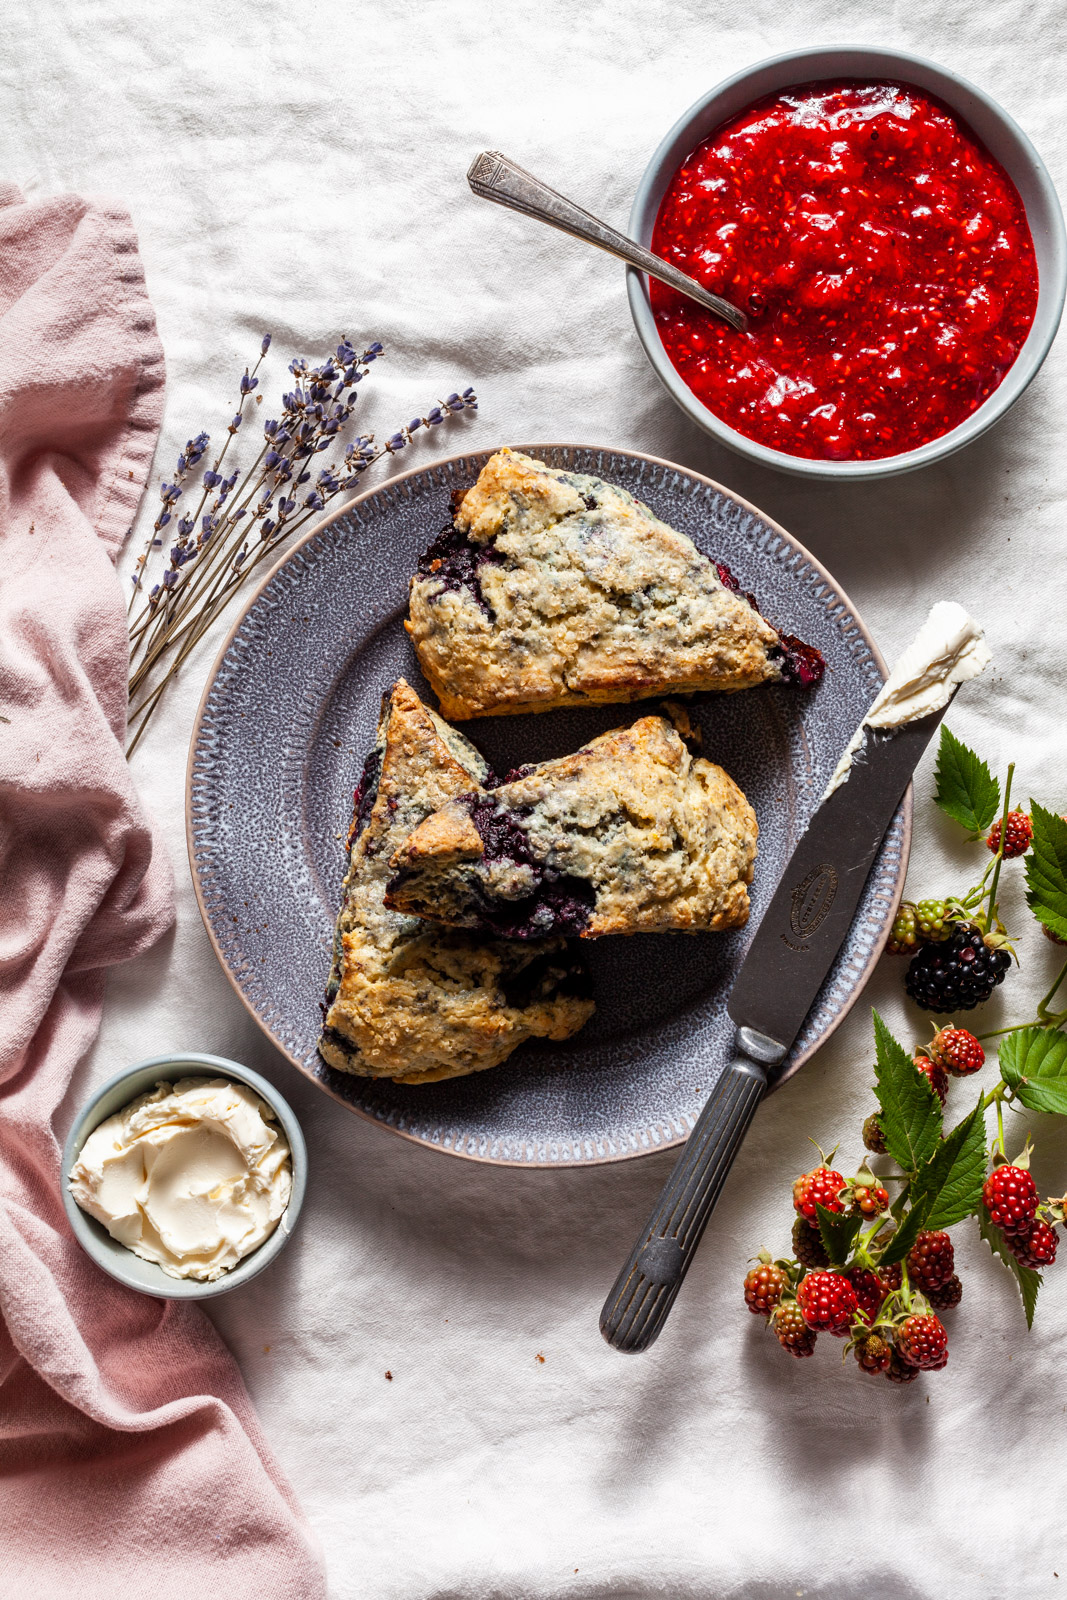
[{"x1": 7, "y1": 1, "x2": 1067, "y2": 1594}]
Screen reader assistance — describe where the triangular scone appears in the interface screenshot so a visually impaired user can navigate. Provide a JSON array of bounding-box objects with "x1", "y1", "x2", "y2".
[
  {"x1": 385, "y1": 708, "x2": 758, "y2": 940},
  {"x1": 319, "y1": 680, "x2": 593, "y2": 1085},
  {"x1": 406, "y1": 447, "x2": 811, "y2": 720}
]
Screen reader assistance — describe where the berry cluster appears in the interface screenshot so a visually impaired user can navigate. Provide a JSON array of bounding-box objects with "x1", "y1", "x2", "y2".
[
  {"x1": 746, "y1": 1009, "x2": 1066, "y2": 1382},
  {"x1": 883, "y1": 731, "x2": 1044, "y2": 1013}
]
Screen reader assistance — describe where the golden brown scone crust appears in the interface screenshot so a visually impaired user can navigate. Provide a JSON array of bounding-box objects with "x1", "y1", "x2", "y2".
[
  {"x1": 406, "y1": 448, "x2": 782, "y2": 720},
  {"x1": 386, "y1": 710, "x2": 758, "y2": 939},
  {"x1": 318, "y1": 680, "x2": 593, "y2": 1084}
]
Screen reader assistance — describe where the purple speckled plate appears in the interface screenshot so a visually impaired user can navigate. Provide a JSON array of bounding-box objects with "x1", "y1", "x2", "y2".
[{"x1": 187, "y1": 445, "x2": 909, "y2": 1166}]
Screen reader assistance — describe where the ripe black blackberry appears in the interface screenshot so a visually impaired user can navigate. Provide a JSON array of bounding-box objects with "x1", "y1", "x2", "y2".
[{"x1": 904, "y1": 925, "x2": 1011, "y2": 1013}]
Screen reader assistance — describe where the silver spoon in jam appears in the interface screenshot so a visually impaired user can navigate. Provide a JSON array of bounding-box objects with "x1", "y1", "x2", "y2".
[{"x1": 467, "y1": 151, "x2": 748, "y2": 334}]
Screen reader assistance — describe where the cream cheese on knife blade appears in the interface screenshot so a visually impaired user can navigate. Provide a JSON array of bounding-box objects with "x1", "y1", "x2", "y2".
[{"x1": 823, "y1": 602, "x2": 991, "y2": 801}]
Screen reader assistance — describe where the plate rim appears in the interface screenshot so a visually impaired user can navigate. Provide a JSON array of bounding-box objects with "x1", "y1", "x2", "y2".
[{"x1": 185, "y1": 441, "x2": 912, "y2": 1166}]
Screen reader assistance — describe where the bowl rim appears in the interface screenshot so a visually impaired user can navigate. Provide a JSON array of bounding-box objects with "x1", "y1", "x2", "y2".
[
  {"x1": 628, "y1": 43, "x2": 1067, "y2": 480},
  {"x1": 61, "y1": 1051, "x2": 307, "y2": 1300}
]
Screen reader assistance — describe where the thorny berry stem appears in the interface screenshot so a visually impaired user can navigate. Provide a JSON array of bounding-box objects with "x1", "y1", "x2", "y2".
[{"x1": 983, "y1": 761, "x2": 1014, "y2": 934}]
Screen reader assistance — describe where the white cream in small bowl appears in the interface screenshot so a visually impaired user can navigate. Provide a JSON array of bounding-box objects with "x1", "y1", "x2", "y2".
[{"x1": 62, "y1": 1055, "x2": 306, "y2": 1299}]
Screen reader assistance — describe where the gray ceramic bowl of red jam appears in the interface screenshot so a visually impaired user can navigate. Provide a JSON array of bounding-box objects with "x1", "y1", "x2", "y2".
[{"x1": 628, "y1": 47, "x2": 1066, "y2": 479}]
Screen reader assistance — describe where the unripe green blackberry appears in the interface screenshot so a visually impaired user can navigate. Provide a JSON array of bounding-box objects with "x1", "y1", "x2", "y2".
[
  {"x1": 916, "y1": 898, "x2": 951, "y2": 943},
  {"x1": 887, "y1": 903, "x2": 919, "y2": 955}
]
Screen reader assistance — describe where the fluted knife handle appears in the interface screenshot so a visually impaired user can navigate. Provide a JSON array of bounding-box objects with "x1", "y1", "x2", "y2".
[
  {"x1": 600, "y1": 1034, "x2": 784, "y2": 1354},
  {"x1": 466, "y1": 150, "x2": 747, "y2": 333}
]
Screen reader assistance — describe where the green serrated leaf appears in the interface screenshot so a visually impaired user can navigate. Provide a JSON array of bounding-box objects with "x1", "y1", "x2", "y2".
[
  {"x1": 979, "y1": 1209, "x2": 1041, "y2": 1328},
  {"x1": 878, "y1": 1203, "x2": 928, "y2": 1268},
  {"x1": 998, "y1": 1026, "x2": 1067, "y2": 1116},
  {"x1": 872, "y1": 1010, "x2": 942, "y2": 1173},
  {"x1": 908, "y1": 1104, "x2": 988, "y2": 1230},
  {"x1": 815, "y1": 1203, "x2": 862, "y2": 1266},
  {"x1": 1025, "y1": 802, "x2": 1067, "y2": 943},
  {"x1": 934, "y1": 726, "x2": 1000, "y2": 837}
]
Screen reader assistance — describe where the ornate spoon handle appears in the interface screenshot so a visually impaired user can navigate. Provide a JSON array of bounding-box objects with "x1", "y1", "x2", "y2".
[{"x1": 467, "y1": 150, "x2": 748, "y2": 334}]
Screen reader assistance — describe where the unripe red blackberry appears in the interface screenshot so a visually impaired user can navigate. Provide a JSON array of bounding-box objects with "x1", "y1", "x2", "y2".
[
  {"x1": 792, "y1": 1165, "x2": 846, "y2": 1223},
  {"x1": 791, "y1": 1216, "x2": 830, "y2": 1270},
  {"x1": 796, "y1": 1271, "x2": 859, "y2": 1336},
  {"x1": 913, "y1": 1053, "x2": 948, "y2": 1106},
  {"x1": 926, "y1": 1275, "x2": 963, "y2": 1311},
  {"x1": 744, "y1": 1263, "x2": 787, "y2": 1316},
  {"x1": 862, "y1": 1114, "x2": 887, "y2": 1155},
  {"x1": 906, "y1": 1229, "x2": 955, "y2": 1292},
  {"x1": 896, "y1": 1313, "x2": 948, "y2": 1371},
  {"x1": 850, "y1": 1182, "x2": 890, "y2": 1217},
  {"x1": 879, "y1": 1257, "x2": 903, "y2": 1292},
  {"x1": 844, "y1": 1266, "x2": 888, "y2": 1323},
  {"x1": 986, "y1": 810, "x2": 1033, "y2": 858},
  {"x1": 1009, "y1": 1218, "x2": 1058, "y2": 1270},
  {"x1": 983, "y1": 1165, "x2": 1039, "y2": 1236},
  {"x1": 772, "y1": 1300, "x2": 817, "y2": 1358},
  {"x1": 854, "y1": 1332, "x2": 892, "y2": 1374},
  {"x1": 885, "y1": 1349, "x2": 922, "y2": 1384},
  {"x1": 929, "y1": 1026, "x2": 985, "y2": 1077}
]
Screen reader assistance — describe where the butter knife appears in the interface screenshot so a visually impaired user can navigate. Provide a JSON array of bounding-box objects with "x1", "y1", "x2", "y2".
[{"x1": 599, "y1": 698, "x2": 955, "y2": 1353}]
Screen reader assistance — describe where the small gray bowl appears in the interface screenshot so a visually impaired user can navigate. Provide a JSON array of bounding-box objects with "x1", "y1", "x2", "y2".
[
  {"x1": 628, "y1": 45, "x2": 1067, "y2": 480},
  {"x1": 61, "y1": 1052, "x2": 307, "y2": 1300}
]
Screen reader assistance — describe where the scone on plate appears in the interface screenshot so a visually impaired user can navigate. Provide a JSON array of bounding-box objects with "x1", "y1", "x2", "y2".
[
  {"x1": 319, "y1": 680, "x2": 594, "y2": 1085},
  {"x1": 385, "y1": 707, "x2": 758, "y2": 940},
  {"x1": 405, "y1": 447, "x2": 823, "y2": 720}
]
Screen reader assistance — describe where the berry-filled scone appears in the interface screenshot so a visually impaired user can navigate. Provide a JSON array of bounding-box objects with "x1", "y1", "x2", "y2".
[
  {"x1": 319, "y1": 680, "x2": 594, "y2": 1085},
  {"x1": 385, "y1": 708, "x2": 758, "y2": 940},
  {"x1": 406, "y1": 447, "x2": 823, "y2": 720}
]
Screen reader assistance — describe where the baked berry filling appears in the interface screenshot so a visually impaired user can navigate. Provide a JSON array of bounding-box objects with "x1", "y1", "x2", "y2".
[
  {"x1": 459, "y1": 795, "x2": 595, "y2": 940},
  {"x1": 716, "y1": 560, "x2": 825, "y2": 687},
  {"x1": 347, "y1": 745, "x2": 384, "y2": 848},
  {"x1": 416, "y1": 523, "x2": 504, "y2": 619}
]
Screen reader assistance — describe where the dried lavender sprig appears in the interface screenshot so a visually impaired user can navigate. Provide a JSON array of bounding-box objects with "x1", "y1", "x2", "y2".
[
  {"x1": 129, "y1": 342, "x2": 381, "y2": 694},
  {"x1": 126, "y1": 358, "x2": 476, "y2": 752},
  {"x1": 135, "y1": 337, "x2": 379, "y2": 642},
  {"x1": 128, "y1": 388, "x2": 477, "y2": 736},
  {"x1": 126, "y1": 387, "x2": 476, "y2": 748},
  {"x1": 129, "y1": 334, "x2": 274, "y2": 636},
  {"x1": 127, "y1": 429, "x2": 210, "y2": 613},
  {"x1": 129, "y1": 339, "x2": 267, "y2": 621}
]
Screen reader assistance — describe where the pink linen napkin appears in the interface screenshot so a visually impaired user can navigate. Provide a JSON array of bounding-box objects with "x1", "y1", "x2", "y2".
[{"x1": 0, "y1": 185, "x2": 325, "y2": 1600}]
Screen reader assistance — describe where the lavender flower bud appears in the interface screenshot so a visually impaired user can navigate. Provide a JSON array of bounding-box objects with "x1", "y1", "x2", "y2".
[
  {"x1": 230, "y1": 413, "x2": 243, "y2": 432},
  {"x1": 203, "y1": 470, "x2": 221, "y2": 489},
  {"x1": 240, "y1": 372, "x2": 259, "y2": 395},
  {"x1": 261, "y1": 334, "x2": 272, "y2": 355}
]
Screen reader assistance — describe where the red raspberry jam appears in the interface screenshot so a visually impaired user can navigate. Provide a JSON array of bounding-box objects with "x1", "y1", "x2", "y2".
[{"x1": 650, "y1": 81, "x2": 1038, "y2": 460}]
